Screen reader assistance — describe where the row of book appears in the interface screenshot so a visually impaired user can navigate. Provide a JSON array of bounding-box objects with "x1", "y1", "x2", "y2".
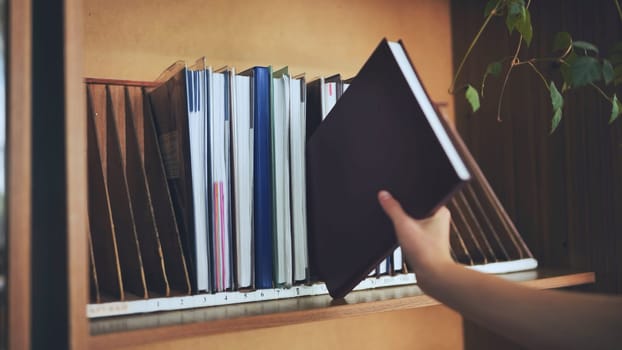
[
  {"x1": 87, "y1": 39, "x2": 537, "y2": 311},
  {"x1": 86, "y1": 62, "x2": 395, "y2": 302}
]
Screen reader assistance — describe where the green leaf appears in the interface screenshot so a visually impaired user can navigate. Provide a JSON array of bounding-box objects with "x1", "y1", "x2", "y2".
[
  {"x1": 480, "y1": 61, "x2": 503, "y2": 96},
  {"x1": 465, "y1": 85, "x2": 480, "y2": 113},
  {"x1": 610, "y1": 94, "x2": 621, "y2": 124},
  {"x1": 484, "y1": 0, "x2": 501, "y2": 17},
  {"x1": 560, "y1": 52, "x2": 576, "y2": 87},
  {"x1": 553, "y1": 32, "x2": 573, "y2": 52},
  {"x1": 551, "y1": 108, "x2": 562, "y2": 134},
  {"x1": 488, "y1": 61, "x2": 502, "y2": 76},
  {"x1": 603, "y1": 59, "x2": 615, "y2": 84},
  {"x1": 516, "y1": 9, "x2": 533, "y2": 46},
  {"x1": 505, "y1": 0, "x2": 526, "y2": 33},
  {"x1": 550, "y1": 81, "x2": 563, "y2": 111},
  {"x1": 568, "y1": 56, "x2": 602, "y2": 88},
  {"x1": 549, "y1": 81, "x2": 563, "y2": 133},
  {"x1": 572, "y1": 41, "x2": 599, "y2": 54}
]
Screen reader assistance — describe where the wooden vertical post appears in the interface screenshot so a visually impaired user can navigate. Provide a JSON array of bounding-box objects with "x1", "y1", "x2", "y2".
[
  {"x1": 65, "y1": 0, "x2": 87, "y2": 348},
  {"x1": 7, "y1": 0, "x2": 32, "y2": 349}
]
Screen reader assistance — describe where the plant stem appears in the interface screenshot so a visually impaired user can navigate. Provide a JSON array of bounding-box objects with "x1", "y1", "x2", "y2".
[
  {"x1": 526, "y1": 57, "x2": 564, "y2": 63},
  {"x1": 449, "y1": 2, "x2": 501, "y2": 93},
  {"x1": 526, "y1": 62, "x2": 549, "y2": 89},
  {"x1": 590, "y1": 82, "x2": 614, "y2": 104},
  {"x1": 615, "y1": 0, "x2": 622, "y2": 22},
  {"x1": 497, "y1": 37, "x2": 523, "y2": 121}
]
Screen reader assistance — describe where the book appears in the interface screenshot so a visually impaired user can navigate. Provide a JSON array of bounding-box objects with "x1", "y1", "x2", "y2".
[
  {"x1": 323, "y1": 74, "x2": 342, "y2": 118},
  {"x1": 186, "y1": 60, "x2": 212, "y2": 292},
  {"x1": 272, "y1": 67, "x2": 293, "y2": 287},
  {"x1": 305, "y1": 77, "x2": 323, "y2": 141},
  {"x1": 148, "y1": 63, "x2": 201, "y2": 292},
  {"x1": 289, "y1": 73, "x2": 309, "y2": 282},
  {"x1": 239, "y1": 66, "x2": 274, "y2": 289},
  {"x1": 211, "y1": 67, "x2": 234, "y2": 291},
  {"x1": 306, "y1": 39, "x2": 471, "y2": 298},
  {"x1": 231, "y1": 72, "x2": 254, "y2": 289}
]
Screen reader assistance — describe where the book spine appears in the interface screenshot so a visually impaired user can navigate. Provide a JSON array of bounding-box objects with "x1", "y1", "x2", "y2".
[{"x1": 253, "y1": 67, "x2": 274, "y2": 289}]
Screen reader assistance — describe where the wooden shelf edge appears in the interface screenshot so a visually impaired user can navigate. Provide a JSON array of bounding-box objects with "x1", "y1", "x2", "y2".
[
  {"x1": 87, "y1": 269, "x2": 595, "y2": 349},
  {"x1": 521, "y1": 271, "x2": 595, "y2": 289}
]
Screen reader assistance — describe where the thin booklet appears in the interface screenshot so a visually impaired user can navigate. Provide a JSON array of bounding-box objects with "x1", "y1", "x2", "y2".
[{"x1": 306, "y1": 39, "x2": 471, "y2": 298}]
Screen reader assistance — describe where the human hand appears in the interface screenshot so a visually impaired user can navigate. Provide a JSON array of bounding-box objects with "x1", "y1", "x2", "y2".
[{"x1": 378, "y1": 190, "x2": 454, "y2": 289}]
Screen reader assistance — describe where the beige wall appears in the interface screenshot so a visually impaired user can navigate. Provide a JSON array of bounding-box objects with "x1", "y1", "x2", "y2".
[
  {"x1": 84, "y1": 0, "x2": 460, "y2": 348},
  {"x1": 84, "y1": 0, "x2": 454, "y2": 121}
]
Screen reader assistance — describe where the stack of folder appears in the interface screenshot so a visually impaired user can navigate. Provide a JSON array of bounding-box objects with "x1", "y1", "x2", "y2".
[{"x1": 86, "y1": 39, "x2": 537, "y2": 315}]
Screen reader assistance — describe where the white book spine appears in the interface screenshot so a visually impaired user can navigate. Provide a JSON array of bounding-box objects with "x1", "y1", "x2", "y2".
[
  {"x1": 233, "y1": 75, "x2": 253, "y2": 288},
  {"x1": 186, "y1": 69, "x2": 209, "y2": 292},
  {"x1": 289, "y1": 78, "x2": 308, "y2": 282},
  {"x1": 393, "y1": 247, "x2": 403, "y2": 272},
  {"x1": 272, "y1": 75, "x2": 293, "y2": 287},
  {"x1": 211, "y1": 72, "x2": 232, "y2": 292}
]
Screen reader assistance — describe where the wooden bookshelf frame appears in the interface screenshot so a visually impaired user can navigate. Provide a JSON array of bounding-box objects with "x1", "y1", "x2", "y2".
[
  {"x1": 65, "y1": 0, "x2": 88, "y2": 348},
  {"x1": 8, "y1": 0, "x2": 32, "y2": 349},
  {"x1": 4, "y1": 1, "x2": 597, "y2": 349},
  {"x1": 86, "y1": 268, "x2": 595, "y2": 349}
]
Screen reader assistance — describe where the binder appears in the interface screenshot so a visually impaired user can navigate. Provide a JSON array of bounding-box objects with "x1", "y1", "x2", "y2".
[
  {"x1": 306, "y1": 39, "x2": 471, "y2": 298},
  {"x1": 240, "y1": 66, "x2": 274, "y2": 289},
  {"x1": 148, "y1": 63, "x2": 199, "y2": 292}
]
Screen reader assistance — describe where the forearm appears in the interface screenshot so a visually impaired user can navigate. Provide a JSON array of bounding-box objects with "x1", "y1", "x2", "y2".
[{"x1": 419, "y1": 263, "x2": 622, "y2": 350}]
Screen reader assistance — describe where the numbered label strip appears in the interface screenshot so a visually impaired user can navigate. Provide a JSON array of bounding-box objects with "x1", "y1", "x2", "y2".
[{"x1": 87, "y1": 258, "x2": 537, "y2": 318}]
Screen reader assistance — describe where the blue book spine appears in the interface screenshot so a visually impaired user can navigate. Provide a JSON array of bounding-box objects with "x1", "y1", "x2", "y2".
[{"x1": 253, "y1": 67, "x2": 274, "y2": 289}]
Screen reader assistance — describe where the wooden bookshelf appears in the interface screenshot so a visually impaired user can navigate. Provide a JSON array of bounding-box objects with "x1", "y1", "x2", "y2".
[
  {"x1": 86, "y1": 268, "x2": 595, "y2": 349},
  {"x1": 6, "y1": 0, "x2": 598, "y2": 349}
]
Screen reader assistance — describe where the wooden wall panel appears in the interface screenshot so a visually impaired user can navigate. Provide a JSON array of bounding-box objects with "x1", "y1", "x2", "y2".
[{"x1": 451, "y1": 0, "x2": 622, "y2": 293}]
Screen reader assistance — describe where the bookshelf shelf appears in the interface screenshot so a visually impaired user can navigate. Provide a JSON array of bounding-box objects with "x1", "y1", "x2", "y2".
[{"x1": 87, "y1": 268, "x2": 595, "y2": 349}]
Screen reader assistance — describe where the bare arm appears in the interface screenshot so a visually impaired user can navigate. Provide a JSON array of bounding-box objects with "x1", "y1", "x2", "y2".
[{"x1": 378, "y1": 190, "x2": 622, "y2": 350}]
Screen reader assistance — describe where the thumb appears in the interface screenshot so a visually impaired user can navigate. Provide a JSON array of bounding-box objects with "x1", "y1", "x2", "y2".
[{"x1": 378, "y1": 190, "x2": 408, "y2": 224}]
